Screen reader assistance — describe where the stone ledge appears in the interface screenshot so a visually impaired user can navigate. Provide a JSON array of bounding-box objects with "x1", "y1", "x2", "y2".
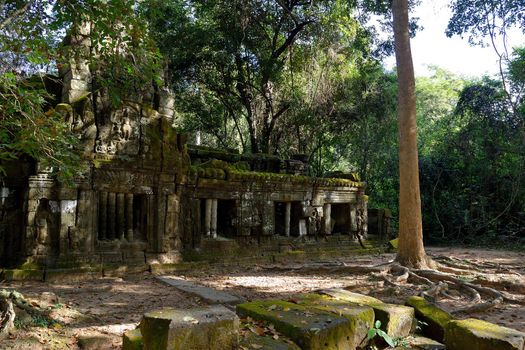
[
  {"x1": 236, "y1": 299, "x2": 354, "y2": 350},
  {"x1": 320, "y1": 288, "x2": 415, "y2": 338},
  {"x1": 405, "y1": 296, "x2": 453, "y2": 342},
  {"x1": 140, "y1": 305, "x2": 239, "y2": 350},
  {"x1": 445, "y1": 318, "x2": 525, "y2": 350},
  {"x1": 122, "y1": 328, "x2": 143, "y2": 350}
]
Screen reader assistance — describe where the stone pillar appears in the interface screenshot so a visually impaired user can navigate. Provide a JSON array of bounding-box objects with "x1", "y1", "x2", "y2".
[
  {"x1": 323, "y1": 203, "x2": 332, "y2": 235},
  {"x1": 285, "y1": 202, "x2": 291, "y2": 237},
  {"x1": 299, "y1": 219, "x2": 307, "y2": 237},
  {"x1": 117, "y1": 193, "x2": 125, "y2": 240},
  {"x1": 211, "y1": 199, "x2": 218, "y2": 239},
  {"x1": 98, "y1": 191, "x2": 108, "y2": 240},
  {"x1": 59, "y1": 199, "x2": 78, "y2": 255},
  {"x1": 204, "y1": 199, "x2": 212, "y2": 236},
  {"x1": 107, "y1": 192, "x2": 116, "y2": 240},
  {"x1": 125, "y1": 193, "x2": 134, "y2": 241},
  {"x1": 350, "y1": 204, "x2": 358, "y2": 232}
]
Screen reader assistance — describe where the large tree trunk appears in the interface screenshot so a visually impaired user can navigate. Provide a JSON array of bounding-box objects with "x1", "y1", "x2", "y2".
[{"x1": 392, "y1": 0, "x2": 430, "y2": 268}]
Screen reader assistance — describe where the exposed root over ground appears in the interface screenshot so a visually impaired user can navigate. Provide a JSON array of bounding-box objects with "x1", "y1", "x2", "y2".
[
  {"x1": 1, "y1": 247, "x2": 524, "y2": 349},
  {"x1": 258, "y1": 250, "x2": 525, "y2": 314}
]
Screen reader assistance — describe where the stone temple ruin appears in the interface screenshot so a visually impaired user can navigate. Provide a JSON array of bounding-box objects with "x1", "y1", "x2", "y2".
[{"x1": 0, "y1": 24, "x2": 379, "y2": 275}]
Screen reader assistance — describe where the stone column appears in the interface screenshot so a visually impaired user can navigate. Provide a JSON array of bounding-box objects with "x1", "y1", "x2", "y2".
[
  {"x1": 107, "y1": 192, "x2": 116, "y2": 240},
  {"x1": 125, "y1": 193, "x2": 134, "y2": 241},
  {"x1": 98, "y1": 191, "x2": 108, "y2": 240},
  {"x1": 204, "y1": 199, "x2": 212, "y2": 236},
  {"x1": 285, "y1": 202, "x2": 291, "y2": 237},
  {"x1": 299, "y1": 219, "x2": 307, "y2": 237},
  {"x1": 211, "y1": 199, "x2": 218, "y2": 239},
  {"x1": 323, "y1": 203, "x2": 332, "y2": 235},
  {"x1": 116, "y1": 193, "x2": 125, "y2": 240},
  {"x1": 350, "y1": 204, "x2": 358, "y2": 232}
]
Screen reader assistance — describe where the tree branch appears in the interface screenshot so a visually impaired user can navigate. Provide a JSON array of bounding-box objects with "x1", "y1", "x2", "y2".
[
  {"x1": 272, "y1": 20, "x2": 314, "y2": 60},
  {"x1": 0, "y1": 1, "x2": 32, "y2": 31}
]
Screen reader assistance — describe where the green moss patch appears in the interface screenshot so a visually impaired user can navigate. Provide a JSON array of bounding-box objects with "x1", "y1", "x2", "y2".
[
  {"x1": 406, "y1": 296, "x2": 452, "y2": 342},
  {"x1": 122, "y1": 328, "x2": 143, "y2": 350},
  {"x1": 320, "y1": 289, "x2": 414, "y2": 338},
  {"x1": 297, "y1": 294, "x2": 374, "y2": 349},
  {"x1": 445, "y1": 318, "x2": 525, "y2": 350},
  {"x1": 236, "y1": 299, "x2": 353, "y2": 350}
]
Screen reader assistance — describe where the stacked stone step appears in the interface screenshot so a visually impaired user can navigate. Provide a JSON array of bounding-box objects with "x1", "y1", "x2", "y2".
[{"x1": 123, "y1": 289, "x2": 525, "y2": 349}]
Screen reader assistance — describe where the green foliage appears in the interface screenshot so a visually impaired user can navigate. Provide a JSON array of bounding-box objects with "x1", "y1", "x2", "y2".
[
  {"x1": 367, "y1": 320, "x2": 397, "y2": 348},
  {"x1": 141, "y1": 0, "x2": 398, "y2": 155},
  {"x1": 0, "y1": 0, "x2": 161, "y2": 179},
  {"x1": 447, "y1": 0, "x2": 525, "y2": 46}
]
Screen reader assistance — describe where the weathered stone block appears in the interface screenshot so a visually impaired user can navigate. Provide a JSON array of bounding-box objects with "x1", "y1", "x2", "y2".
[
  {"x1": 321, "y1": 289, "x2": 414, "y2": 338},
  {"x1": 139, "y1": 305, "x2": 239, "y2": 350},
  {"x1": 405, "y1": 296, "x2": 452, "y2": 342},
  {"x1": 78, "y1": 335, "x2": 113, "y2": 350},
  {"x1": 122, "y1": 328, "x2": 143, "y2": 350},
  {"x1": 445, "y1": 318, "x2": 525, "y2": 350},
  {"x1": 402, "y1": 335, "x2": 446, "y2": 350},
  {"x1": 2, "y1": 269, "x2": 44, "y2": 281},
  {"x1": 239, "y1": 333, "x2": 301, "y2": 350},
  {"x1": 298, "y1": 294, "x2": 375, "y2": 349},
  {"x1": 236, "y1": 300, "x2": 355, "y2": 350}
]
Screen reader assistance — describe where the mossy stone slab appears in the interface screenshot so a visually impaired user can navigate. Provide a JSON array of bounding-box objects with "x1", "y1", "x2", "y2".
[
  {"x1": 445, "y1": 318, "x2": 525, "y2": 350},
  {"x1": 320, "y1": 289, "x2": 414, "y2": 338},
  {"x1": 2, "y1": 269, "x2": 44, "y2": 281},
  {"x1": 239, "y1": 333, "x2": 301, "y2": 350},
  {"x1": 297, "y1": 294, "x2": 375, "y2": 349},
  {"x1": 140, "y1": 305, "x2": 239, "y2": 350},
  {"x1": 405, "y1": 296, "x2": 452, "y2": 342},
  {"x1": 236, "y1": 300, "x2": 354, "y2": 350},
  {"x1": 122, "y1": 328, "x2": 143, "y2": 350},
  {"x1": 320, "y1": 289, "x2": 383, "y2": 304}
]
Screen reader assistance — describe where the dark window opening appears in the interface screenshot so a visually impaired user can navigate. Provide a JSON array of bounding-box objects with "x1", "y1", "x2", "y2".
[
  {"x1": 133, "y1": 194, "x2": 148, "y2": 241},
  {"x1": 274, "y1": 201, "x2": 302, "y2": 236},
  {"x1": 217, "y1": 199, "x2": 237, "y2": 238},
  {"x1": 331, "y1": 203, "x2": 351, "y2": 234}
]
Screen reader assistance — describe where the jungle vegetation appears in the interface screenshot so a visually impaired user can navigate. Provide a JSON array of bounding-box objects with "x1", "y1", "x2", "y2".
[{"x1": 1, "y1": 0, "x2": 524, "y2": 248}]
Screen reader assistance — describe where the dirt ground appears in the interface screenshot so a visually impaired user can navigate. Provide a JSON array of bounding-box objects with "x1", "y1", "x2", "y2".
[{"x1": 1, "y1": 247, "x2": 524, "y2": 349}]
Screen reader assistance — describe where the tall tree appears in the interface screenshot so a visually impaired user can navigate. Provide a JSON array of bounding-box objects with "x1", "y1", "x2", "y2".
[{"x1": 391, "y1": 0, "x2": 429, "y2": 268}]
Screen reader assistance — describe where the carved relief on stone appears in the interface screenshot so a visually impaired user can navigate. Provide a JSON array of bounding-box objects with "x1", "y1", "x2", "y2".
[
  {"x1": 122, "y1": 117, "x2": 132, "y2": 140},
  {"x1": 93, "y1": 169, "x2": 155, "y2": 189},
  {"x1": 107, "y1": 140, "x2": 117, "y2": 155},
  {"x1": 102, "y1": 103, "x2": 140, "y2": 156},
  {"x1": 95, "y1": 139, "x2": 107, "y2": 154},
  {"x1": 34, "y1": 199, "x2": 53, "y2": 255}
]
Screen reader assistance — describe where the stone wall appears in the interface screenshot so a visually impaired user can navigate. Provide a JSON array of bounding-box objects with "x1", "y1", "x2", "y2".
[{"x1": 0, "y1": 23, "x2": 369, "y2": 270}]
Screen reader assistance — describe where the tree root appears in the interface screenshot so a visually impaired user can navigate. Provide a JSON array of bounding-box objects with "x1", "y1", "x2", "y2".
[
  {"x1": 261, "y1": 257, "x2": 525, "y2": 313},
  {"x1": 0, "y1": 289, "x2": 56, "y2": 337}
]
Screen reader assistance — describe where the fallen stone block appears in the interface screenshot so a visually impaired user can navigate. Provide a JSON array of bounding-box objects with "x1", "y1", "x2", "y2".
[
  {"x1": 445, "y1": 318, "x2": 525, "y2": 350},
  {"x1": 298, "y1": 294, "x2": 375, "y2": 349},
  {"x1": 321, "y1": 289, "x2": 414, "y2": 338},
  {"x1": 403, "y1": 335, "x2": 446, "y2": 350},
  {"x1": 405, "y1": 296, "x2": 452, "y2": 342},
  {"x1": 157, "y1": 276, "x2": 243, "y2": 305},
  {"x1": 236, "y1": 300, "x2": 354, "y2": 350},
  {"x1": 139, "y1": 305, "x2": 239, "y2": 350},
  {"x1": 122, "y1": 328, "x2": 143, "y2": 350},
  {"x1": 77, "y1": 335, "x2": 114, "y2": 350},
  {"x1": 239, "y1": 333, "x2": 301, "y2": 350}
]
